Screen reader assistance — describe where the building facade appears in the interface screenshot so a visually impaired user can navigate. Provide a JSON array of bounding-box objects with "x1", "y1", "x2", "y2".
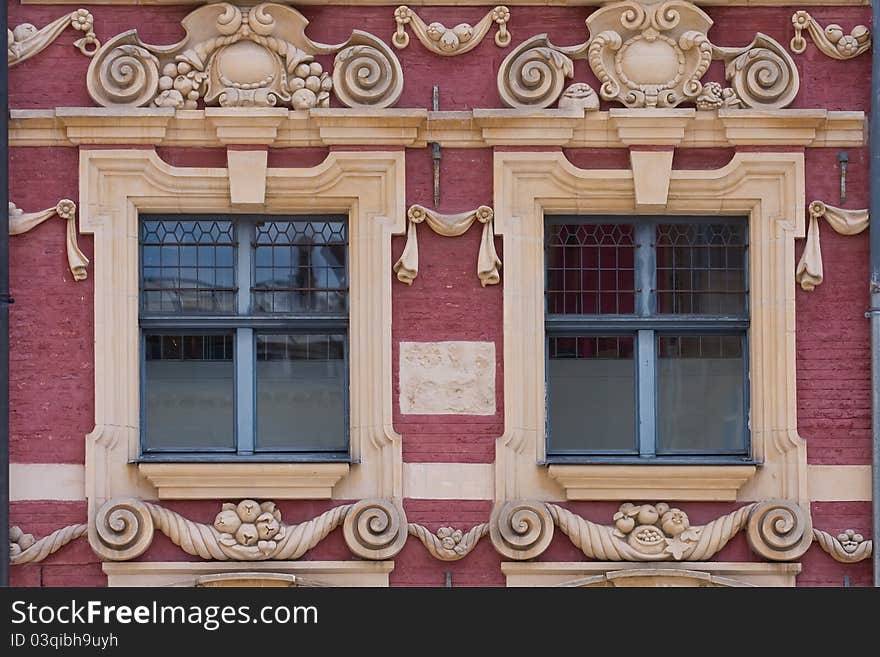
[{"x1": 6, "y1": 0, "x2": 875, "y2": 587}]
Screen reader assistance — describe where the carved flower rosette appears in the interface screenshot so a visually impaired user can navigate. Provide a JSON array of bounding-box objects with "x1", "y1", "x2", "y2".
[
  {"x1": 587, "y1": 0, "x2": 713, "y2": 108},
  {"x1": 86, "y1": 3, "x2": 403, "y2": 110}
]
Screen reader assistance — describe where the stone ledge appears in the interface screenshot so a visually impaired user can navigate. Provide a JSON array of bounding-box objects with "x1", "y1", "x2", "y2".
[
  {"x1": 547, "y1": 464, "x2": 757, "y2": 502},
  {"x1": 138, "y1": 463, "x2": 350, "y2": 500},
  {"x1": 9, "y1": 108, "x2": 865, "y2": 149},
  {"x1": 103, "y1": 561, "x2": 393, "y2": 587}
]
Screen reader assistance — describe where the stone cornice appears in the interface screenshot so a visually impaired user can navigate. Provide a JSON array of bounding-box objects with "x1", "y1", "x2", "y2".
[{"x1": 9, "y1": 107, "x2": 865, "y2": 149}]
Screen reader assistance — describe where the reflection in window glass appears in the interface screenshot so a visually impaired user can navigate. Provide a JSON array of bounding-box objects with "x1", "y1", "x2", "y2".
[
  {"x1": 657, "y1": 335, "x2": 746, "y2": 454},
  {"x1": 144, "y1": 334, "x2": 235, "y2": 450},
  {"x1": 548, "y1": 336, "x2": 636, "y2": 452},
  {"x1": 256, "y1": 334, "x2": 346, "y2": 451}
]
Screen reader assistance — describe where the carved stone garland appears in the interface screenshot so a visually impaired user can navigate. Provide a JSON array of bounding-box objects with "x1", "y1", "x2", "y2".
[
  {"x1": 392, "y1": 5, "x2": 511, "y2": 55},
  {"x1": 9, "y1": 524, "x2": 88, "y2": 565},
  {"x1": 8, "y1": 200, "x2": 90, "y2": 281},
  {"x1": 8, "y1": 9, "x2": 100, "y2": 67},
  {"x1": 791, "y1": 11, "x2": 871, "y2": 60},
  {"x1": 394, "y1": 205, "x2": 502, "y2": 287},
  {"x1": 498, "y1": 0, "x2": 798, "y2": 110},
  {"x1": 86, "y1": 3, "x2": 403, "y2": 110},
  {"x1": 796, "y1": 200, "x2": 869, "y2": 291}
]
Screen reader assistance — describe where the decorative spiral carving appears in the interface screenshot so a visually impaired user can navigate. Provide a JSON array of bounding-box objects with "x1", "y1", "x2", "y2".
[
  {"x1": 87, "y1": 38, "x2": 160, "y2": 107},
  {"x1": 746, "y1": 499, "x2": 812, "y2": 561},
  {"x1": 91, "y1": 497, "x2": 155, "y2": 561},
  {"x1": 489, "y1": 500, "x2": 554, "y2": 560},
  {"x1": 722, "y1": 36, "x2": 798, "y2": 110},
  {"x1": 497, "y1": 35, "x2": 575, "y2": 109},
  {"x1": 332, "y1": 41, "x2": 403, "y2": 109},
  {"x1": 343, "y1": 498, "x2": 408, "y2": 559}
]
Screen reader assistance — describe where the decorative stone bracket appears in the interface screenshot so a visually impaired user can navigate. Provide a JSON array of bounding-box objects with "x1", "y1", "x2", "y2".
[
  {"x1": 796, "y1": 200, "x2": 868, "y2": 291},
  {"x1": 394, "y1": 204, "x2": 501, "y2": 286},
  {"x1": 392, "y1": 5, "x2": 511, "y2": 55},
  {"x1": 7, "y1": 9, "x2": 100, "y2": 67},
  {"x1": 791, "y1": 11, "x2": 871, "y2": 60},
  {"x1": 9, "y1": 498, "x2": 872, "y2": 567},
  {"x1": 498, "y1": 0, "x2": 798, "y2": 110},
  {"x1": 86, "y1": 3, "x2": 403, "y2": 110},
  {"x1": 8, "y1": 199, "x2": 90, "y2": 281}
]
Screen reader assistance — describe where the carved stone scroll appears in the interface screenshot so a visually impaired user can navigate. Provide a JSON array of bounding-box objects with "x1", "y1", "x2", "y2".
[
  {"x1": 408, "y1": 523, "x2": 489, "y2": 560},
  {"x1": 392, "y1": 5, "x2": 511, "y2": 55},
  {"x1": 791, "y1": 11, "x2": 871, "y2": 60},
  {"x1": 87, "y1": 3, "x2": 402, "y2": 110},
  {"x1": 394, "y1": 204, "x2": 501, "y2": 287},
  {"x1": 812, "y1": 528, "x2": 873, "y2": 563},
  {"x1": 8, "y1": 200, "x2": 90, "y2": 281},
  {"x1": 91, "y1": 497, "x2": 406, "y2": 561},
  {"x1": 8, "y1": 9, "x2": 100, "y2": 67},
  {"x1": 10, "y1": 524, "x2": 88, "y2": 565},
  {"x1": 497, "y1": 0, "x2": 798, "y2": 110},
  {"x1": 796, "y1": 200, "x2": 869, "y2": 291},
  {"x1": 491, "y1": 498, "x2": 812, "y2": 562}
]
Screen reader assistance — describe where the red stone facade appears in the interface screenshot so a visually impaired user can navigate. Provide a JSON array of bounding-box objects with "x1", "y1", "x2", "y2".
[{"x1": 7, "y1": 1, "x2": 875, "y2": 586}]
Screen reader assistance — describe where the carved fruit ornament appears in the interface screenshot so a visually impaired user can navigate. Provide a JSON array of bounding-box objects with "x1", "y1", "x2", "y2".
[{"x1": 87, "y1": 3, "x2": 403, "y2": 110}]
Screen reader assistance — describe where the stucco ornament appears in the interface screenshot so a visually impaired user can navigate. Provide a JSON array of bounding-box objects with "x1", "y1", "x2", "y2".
[
  {"x1": 498, "y1": 0, "x2": 798, "y2": 110},
  {"x1": 8, "y1": 199, "x2": 90, "y2": 281},
  {"x1": 9, "y1": 524, "x2": 88, "y2": 565},
  {"x1": 491, "y1": 499, "x2": 813, "y2": 562},
  {"x1": 8, "y1": 9, "x2": 100, "y2": 67},
  {"x1": 91, "y1": 497, "x2": 408, "y2": 561},
  {"x1": 392, "y1": 5, "x2": 511, "y2": 55},
  {"x1": 394, "y1": 204, "x2": 501, "y2": 286},
  {"x1": 87, "y1": 3, "x2": 403, "y2": 109},
  {"x1": 796, "y1": 200, "x2": 869, "y2": 291},
  {"x1": 407, "y1": 523, "x2": 489, "y2": 560},
  {"x1": 791, "y1": 11, "x2": 871, "y2": 60},
  {"x1": 812, "y1": 528, "x2": 873, "y2": 563}
]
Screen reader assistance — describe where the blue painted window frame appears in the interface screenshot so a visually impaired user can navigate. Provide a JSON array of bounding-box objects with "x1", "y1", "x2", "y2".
[
  {"x1": 138, "y1": 214, "x2": 350, "y2": 463},
  {"x1": 544, "y1": 215, "x2": 752, "y2": 464}
]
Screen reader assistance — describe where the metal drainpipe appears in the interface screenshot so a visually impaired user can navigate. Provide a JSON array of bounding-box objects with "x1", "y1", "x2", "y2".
[
  {"x1": 871, "y1": 0, "x2": 880, "y2": 588},
  {"x1": 1, "y1": 0, "x2": 10, "y2": 587}
]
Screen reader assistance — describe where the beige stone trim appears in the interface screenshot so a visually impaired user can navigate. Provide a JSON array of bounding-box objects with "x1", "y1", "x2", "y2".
[
  {"x1": 10, "y1": 464, "x2": 86, "y2": 501},
  {"x1": 494, "y1": 150, "x2": 807, "y2": 504},
  {"x1": 79, "y1": 149, "x2": 405, "y2": 515},
  {"x1": 9, "y1": 108, "x2": 865, "y2": 149},
  {"x1": 20, "y1": 0, "x2": 872, "y2": 6},
  {"x1": 138, "y1": 463, "x2": 350, "y2": 500},
  {"x1": 103, "y1": 561, "x2": 394, "y2": 587},
  {"x1": 547, "y1": 465, "x2": 757, "y2": 502},
  {"x1": 630, "y1": 150, "x2": 674, "y2": 210},
  {"x1": 403, "y1": 463, "x2": 494, "y2": 500},
  {"x1": 501, "y1": 562, "x2": 801, "y2": 587},
  {"x1": 227, "y1": 149, "x2": 267, "y2": 205},
  {"x1": 807, "y1": 465, "x2": 872, "y2": 501}
]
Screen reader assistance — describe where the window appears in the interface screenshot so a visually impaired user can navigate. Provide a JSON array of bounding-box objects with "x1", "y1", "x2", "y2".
[
  {"x1": 139, "y1": 215, "x2": 349, "y2": 460},
  {"x1": 545, "y1": 216, "x2": 749, "y2": 461}
]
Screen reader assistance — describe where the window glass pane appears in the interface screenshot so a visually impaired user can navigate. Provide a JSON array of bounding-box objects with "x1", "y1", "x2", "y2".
[
  {"x1": 141, "y1": 219, "x2": 236, "y2": 313},
  {"x1": 253, "y1": 219, "x2": 348, "y2": 314},
  {"x1": 144, "y1": 334, "x2": 234, "y2": 450},
  {"x1": 548, "y1": 336, "x2": 636, "y2": 452},
  {"x1": 656, "y1": 222, "x2": 747, "y2": 315},
  {"x1": 657, "y1": 335, "x2": 746, "y2": 454},
  {"x1": 546, "y1": 223, "x2": 636, "y2": 315},
  {"x1": 256, "y1": 333, "x2": 347, "y2": 451}
]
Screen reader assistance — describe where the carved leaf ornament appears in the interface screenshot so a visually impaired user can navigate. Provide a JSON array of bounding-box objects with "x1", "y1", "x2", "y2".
[
  {"x1": 499, "y1": 0, "x2": 800, "y2": 110},
  {"x1": 87, "y1": 3, "x2": 403, "y2": 110}
]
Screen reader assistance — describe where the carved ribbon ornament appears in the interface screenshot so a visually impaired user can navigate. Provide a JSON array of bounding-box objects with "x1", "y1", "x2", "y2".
[
  {"x1": 392, "y1": 5, "x2": 511, "y2": 55},
  {"x1": 8, "y1": 9, "x2": 100, "y2": 67},
  {"x1": 796, "y1": 200, "x2": 869, "y2": 291},
  {"x1": 8, "y1": 200, "x2": 90, "y2": 281}
]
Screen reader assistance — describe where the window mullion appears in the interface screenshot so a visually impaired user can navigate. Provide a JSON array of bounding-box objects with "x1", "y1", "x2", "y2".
[
  {"x1": 236, "y1": 219, "x2": 255, "y2": 455},
  {"x1": 635, "y1": 222, "x2": 655, "y2": 317},
  {"x1": 637, "y1": 329, "x2": 656, "y2": 458}
]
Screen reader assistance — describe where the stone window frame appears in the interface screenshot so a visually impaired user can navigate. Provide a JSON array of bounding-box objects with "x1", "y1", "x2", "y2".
[
  {"x1": 79, "y1": 148, "x2": 405, "y2": 522},
  {"x1": 493, "y1": 150, "x2": 808, "y2": 504}
]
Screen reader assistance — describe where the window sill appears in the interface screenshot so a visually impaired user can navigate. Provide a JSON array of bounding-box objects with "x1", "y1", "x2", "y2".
[
  {"x1": 138, "y1": 462, "x2": 350, "y2": 500},
  {"x1": 547, "y1": 463, "x2": 757, "y2": 501}
]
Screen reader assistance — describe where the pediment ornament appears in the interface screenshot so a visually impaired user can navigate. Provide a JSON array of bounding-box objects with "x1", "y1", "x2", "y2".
[
  {"x1": 86, "y1": 3, "x2": 403, "y2": 110},
  {"x1": 499, "y1": 0, "x2": 799, "y2": 110}
]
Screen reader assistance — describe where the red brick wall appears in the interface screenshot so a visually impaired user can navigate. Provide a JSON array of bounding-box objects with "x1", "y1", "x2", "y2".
[{"x1": 6, "y1": 2, "x2": 874, "y2": 586}]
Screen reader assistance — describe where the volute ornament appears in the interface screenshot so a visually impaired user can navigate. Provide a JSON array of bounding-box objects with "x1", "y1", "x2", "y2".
[
  {"x1": 498, "y1": 0, "x2": 799, "y2": 110},
  {"x1": 87, "y1": 3, "x2": 403, "y2": 110}
]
